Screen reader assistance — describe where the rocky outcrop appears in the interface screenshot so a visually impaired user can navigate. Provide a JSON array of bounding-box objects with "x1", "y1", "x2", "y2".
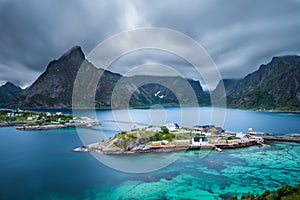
[{"x1": 6, "y1": 46, "x2": 86, "y2": 108}]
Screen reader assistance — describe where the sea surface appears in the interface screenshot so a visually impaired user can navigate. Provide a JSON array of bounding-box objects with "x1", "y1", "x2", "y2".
[{"x1": 0, "y1": 107, "x2": 300, "y2": 199}]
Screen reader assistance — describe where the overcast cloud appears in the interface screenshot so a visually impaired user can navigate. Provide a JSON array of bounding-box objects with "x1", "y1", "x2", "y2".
[{"x1": 0, "y1": 0, "x2": 299, "y2": 89}]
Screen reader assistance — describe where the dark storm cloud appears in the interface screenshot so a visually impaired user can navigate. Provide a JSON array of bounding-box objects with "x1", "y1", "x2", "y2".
[
  {"x1": 0, "y1": 0, "x2": 300, "y2": 89},
  {"x1": 134, "y1": 0, "x2": 300, "y2": 79},
  {"x1": 0, "y1": 0, "x2": 125, "y2": 87}
]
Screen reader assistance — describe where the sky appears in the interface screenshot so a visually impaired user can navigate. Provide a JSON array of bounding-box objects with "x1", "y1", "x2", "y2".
[{"x1": 0, "y1": 0, "x2": 300, "y2": 89}]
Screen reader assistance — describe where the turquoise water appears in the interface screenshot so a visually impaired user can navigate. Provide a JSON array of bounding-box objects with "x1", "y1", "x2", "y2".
[
  {"x1": 92, "y1": 143, "x2": 300, "y2": 200},
  {"x1": 0, "y1": 108, "x2": 300, "y2": 199}
]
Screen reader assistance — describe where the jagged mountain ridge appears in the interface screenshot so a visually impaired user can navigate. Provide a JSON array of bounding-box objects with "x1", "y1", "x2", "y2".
[
  {"x1": 0, "y1": 82, "x2": 25, "y2": 104},
  {"x1": 6, "y1": 46, "x2": 209, "y2": 109},
  {"x1": 213, "y1": 55, "x2": 300, "y2": 110}
]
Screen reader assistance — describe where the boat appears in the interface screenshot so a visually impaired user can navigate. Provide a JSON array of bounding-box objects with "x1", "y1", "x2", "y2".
[{"x1": 214, "y1": 147, "x2": 222, "y2": 152}]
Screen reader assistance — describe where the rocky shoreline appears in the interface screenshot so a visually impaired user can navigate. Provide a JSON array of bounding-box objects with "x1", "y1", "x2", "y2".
[
  {"x1": 73, "y1": 134, "x2": 300, "y2": 155},
  {"x1": 73, "y1": 140, "x2": 262, "y2": 155},
  {"x1": 0, "y1": 121, "x2": 26, "y2": 127},
  {"x1": 16, "y1": 122, "x2": 98, "y2": 130}
]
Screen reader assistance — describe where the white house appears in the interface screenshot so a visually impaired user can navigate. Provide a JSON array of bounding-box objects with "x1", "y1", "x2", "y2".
[
  {"x1": 7, "y1": 113, "x2": 14, "y2": 117},
  {"x1": 165, "y1": 123, "x2": 178, "y2": 132},
  {"x1": 32, "y1": 114, "x2": 39, "y2": 119},
  {"x1": 248, "y1": 128, "x2": 254, "y2": 134},
  {"x1": 146, "y1": 126, "x2": 161, "y2": 132},
  {"x1": 192, "y1": 137, "x2": 202, "y2": 146},
  {"x1": 236, "y1": 132, "x2": 245, "y2": 138}
]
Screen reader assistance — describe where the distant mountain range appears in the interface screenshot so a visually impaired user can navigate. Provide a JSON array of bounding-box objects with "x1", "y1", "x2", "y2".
[
  {"x1": 4, "y1": 46, "x2": 209, "y2": 109},
  {"x1": 213, "y1": 55, "x2": 300, "y2": 110},
  {"x1": 0, "y1": 82, "x2": 24, "y2": 104},
  {"x1": 1, "y1": 46, "x2": 299, "y2": 111}
]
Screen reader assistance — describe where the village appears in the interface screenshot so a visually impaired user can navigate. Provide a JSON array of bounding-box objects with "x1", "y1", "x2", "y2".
[
  {"x1": 0, "y1": 109, "x2": 98, "y2": 130},
  {"x1": 146, "y1": 123, "x2": 265, "y2": 151},
  {"x1": 75, "y1": 123, "x2": 266, "y2": 154}
]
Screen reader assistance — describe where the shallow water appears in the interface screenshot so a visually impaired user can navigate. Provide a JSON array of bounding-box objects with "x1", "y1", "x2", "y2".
[
  {"x1": 0, "y1": 107, "x2": 299, "y2": 199},
  {"x1": 88, "y1": 143, "x2": 300, "y2": 200}
]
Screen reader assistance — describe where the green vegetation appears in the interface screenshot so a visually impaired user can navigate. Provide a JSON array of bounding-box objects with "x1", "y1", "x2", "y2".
[
  {"x1": 0, "y1": 109, "x2": 73, "y2": 126},
  {"x1": 228, "y1": 183, "x2": 300, "y2": 200},
  {"x1": 112, "y1": 130, "x2": 155, "y2": 149},
  {"x1": 160, "y1": 126, "x2": 169, "y2": 134},
  {"x1": 150, "y1": 132, "x2": 176, "y2": 141},
  {"x1": 149, "y1": 126, "x2": 176, "y2": 141}
]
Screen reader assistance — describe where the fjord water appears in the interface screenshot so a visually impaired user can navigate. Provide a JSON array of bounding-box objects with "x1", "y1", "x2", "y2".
[{"x1": 0, "y1": 107, "x2": 299, "y2": 200}]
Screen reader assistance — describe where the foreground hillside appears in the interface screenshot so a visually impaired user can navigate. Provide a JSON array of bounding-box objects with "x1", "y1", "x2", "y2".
[{"x1": 229, "y1": 183, "x2": 300, "y2": 200}]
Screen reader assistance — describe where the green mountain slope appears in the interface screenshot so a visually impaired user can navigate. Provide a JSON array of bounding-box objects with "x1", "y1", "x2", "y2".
[{"x1": 213, "y1": 55, "x2": 300, "y2": 110}]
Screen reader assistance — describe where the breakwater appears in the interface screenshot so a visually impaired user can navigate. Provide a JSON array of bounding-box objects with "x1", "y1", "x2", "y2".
[{"x1": 263, "y1": 136, "x2": 300, "y2": 143}]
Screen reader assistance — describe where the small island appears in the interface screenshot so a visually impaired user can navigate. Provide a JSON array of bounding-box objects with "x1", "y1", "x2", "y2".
[
  {"x1": 0, "y1": 109, "x2": 98, "y2": 130},
  {"x1": 74, "y1": 124, "x2": 273, "y2": 154},
  {"x1": 74, "y1": 124, "x2": 300, "y2": 154}
]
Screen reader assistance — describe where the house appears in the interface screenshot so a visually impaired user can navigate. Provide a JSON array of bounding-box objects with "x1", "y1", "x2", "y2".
[
  {"x1": 192, "y1": 137, "x2": 201, "y2": 146},
  {"x1": 209, "y1": 139, "x2": 227, "y2": 145},
  {"x1": 243, "y1": 134, "x2": 252, "y2": 140},
  {"x1": 248, "y1": 128, "x2": 254, "y2": 134},
  {"x1": 161, "y1": 140, "x2": 171, "y2": 147},
  {"x1": 6, "y1": 113, "x2": 14, "y2": 117},
  {"x1": 46, "y1": 112, "x2": 51, "y2": 117},
  {"x1": 27, "y1": 117, "x2": 33, "y2": 121},
  {"x1": 174, "y1": 140, "x2": 190, "y2": 146},
  {"x1": 225, "y1": 139, "x2": 240, "y2": 145},
  {"x1": 151, "y1": 141, "x2": 162, "y2": 147},
  {"x1": 236, "y1": 132, "x2": 245, "y2": 138},
  {"x1": 32, "y1": 114, "x2": 39, "y2": 119},
  {"x1": 56, "y1": 112, "x2": 63, "y2": 116},
  {"x1": 146, "y1": 126, "x2": 161, "y2": 132},
  {"x1": 210, "y1": 126, "x2": 224, "y2": 135},
  {"x1": 193, "y1": 125, "x2": 224, "y2": 135},
  {"x1": 165, "y1": 123, "x2": 178, "y2": 132},
  {"x1": 240, "y1": 138, "x2": 249, "y2": 143},
  {"x1": 251, "y1": 136, "x2": 264, "y2": 143},
  {"x1": 192, "y1": 137, "x2": 208, "y2": 146}
]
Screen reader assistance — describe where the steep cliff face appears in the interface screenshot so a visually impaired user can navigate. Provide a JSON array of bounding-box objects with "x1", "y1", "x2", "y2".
[
  {"x1": 8, "y1": 46, "x2": 87, "y2": 108},
  {"x1": 0, "y1": 82, "x2": 24, "y2": 104},
  {"x1": 7, "y1": 46, "x2": 208, "y2": 109},
  {"x1": 213, "y1": 55, "x2": 300, "y2": 110}
]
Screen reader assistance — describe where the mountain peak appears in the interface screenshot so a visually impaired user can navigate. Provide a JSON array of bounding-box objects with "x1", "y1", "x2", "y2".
[
  {"x1": 0, "y1": 81, "x2": 24, "y2": 104},
  {"x1": 3, "y1": 81, "x2": 20, "y2": 89},
  {"x1": 45, "y1": 45, "x2": 86, "y2": 72},
  {"x1": 58, "y1": 45, "x2": 85, "y2": 61}
]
